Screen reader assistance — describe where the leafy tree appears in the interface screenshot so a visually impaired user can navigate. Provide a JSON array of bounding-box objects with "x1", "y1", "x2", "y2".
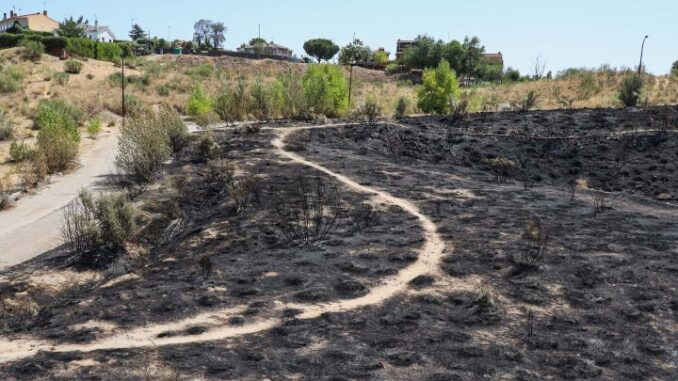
[
  {"x1": 399, "y1": 35, "x2": 465, "y2": 74},
  {"x1": 417, "y1": 60, "x2": 460, "y2": 114},
  {"x1": 672, "y1": 60, "x2": 678, "y2": 77},
  {"x1": 250, "y1": 37, "x2": 267, "y2": 55},
  {"x1": 57, "y1": 16, "x2": 87, "y2": 38},
  {"x1": 193, "y1": 20, "x2": 212, "y2": 49},
  {"x1": 461, "y1": 36, "x2": 485, "y2": 83},
  {"x1": 129, "y1": 23, "x2": 147, "y2": 41},
  {"x1": 372, "y1": 50, "x2": 389, "y2": 65},
  {"x1": 338, "y1": 39, "x2": 371, "y2": 65},
  {"x1": 478, "y1": 63, "x2": 502, "y2": 82},
  {"x1": 209, "y1": 22, "x2": 227, "y2": 49},
  {"x1": 338, "y1": 38, "x2": 370, "y2": 107},
  {"x1": 303, "y1": 38, "x2": 340, "y2": 63}
]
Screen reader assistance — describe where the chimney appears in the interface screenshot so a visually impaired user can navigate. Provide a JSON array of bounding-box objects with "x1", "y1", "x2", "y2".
[
  {"x1": 95, "y1": 19, "x2": 98, "y2": 31},
  {"x1": 43, "y1": 10, "x2": 47, "y2": 16},
  {"x1": 3, "y1": 13, "x2": 6, "y2": 20},
  {"x1": 10, "y1": 10, "x2": 14, "y2": 18}
]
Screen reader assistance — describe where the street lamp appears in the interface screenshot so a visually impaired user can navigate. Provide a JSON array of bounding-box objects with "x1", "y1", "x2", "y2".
[{"x1": 638, "y1": 35, "x2": 649, "y2": 75}]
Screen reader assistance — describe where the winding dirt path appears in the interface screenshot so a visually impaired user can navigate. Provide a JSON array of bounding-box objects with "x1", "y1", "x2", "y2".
[{"x1": 0, "y1": 125, "x2": 446, "y2": 364}]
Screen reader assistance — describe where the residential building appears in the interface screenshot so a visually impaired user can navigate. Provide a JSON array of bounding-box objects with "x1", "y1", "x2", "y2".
[
  {"x1": 84, "y1": 21, "x2": 116, "y2": 42},
  {"x1": 237, "y1": 41, "x2": 293, "y2": 59},
  {"x1": 0, "y1": 10, "x2": 58, "y2": 33},
  {"x1": 395, "y1": 39, "x2": 416, "y2": 60},
  {"x1": 483, "y1": 52, "x2": 504, "y2": 68}
]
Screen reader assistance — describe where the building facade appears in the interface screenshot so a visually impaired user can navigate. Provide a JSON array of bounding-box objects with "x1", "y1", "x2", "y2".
[{"x1": 0, "y1": 10, "x2": 58, "y2": 33}]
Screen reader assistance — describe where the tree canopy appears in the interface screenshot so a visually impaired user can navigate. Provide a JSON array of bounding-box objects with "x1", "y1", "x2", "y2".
[
  {"x1": 249, "y1": 37, "x2": 267, "y2": 46},
  {"x1": 303, "y1": 38, "x2": 340, "y2": 63},
  {"x1": 57, "y1": 16, "x2": 87, "y2": 39},
  {"x1": 128, "y1": 23, "x2": 147, "y2": 41},
  {"x1": 338, "y1": 39, "x2": 371, "y2": 65},
  {"x1": 399, "y1": 35, "x2": 495, "y2": 82},
  {"x1": 193, "y1": 20, "x2": 227, "y2": 49}
]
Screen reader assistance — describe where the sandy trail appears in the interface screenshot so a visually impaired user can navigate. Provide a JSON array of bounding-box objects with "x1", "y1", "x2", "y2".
[
  {"x1": 0, "y1": 124, "x2": 447, "y2": 364},
  {"x1": 0, "y1": 132, "x2": 118, "y2": 271}
]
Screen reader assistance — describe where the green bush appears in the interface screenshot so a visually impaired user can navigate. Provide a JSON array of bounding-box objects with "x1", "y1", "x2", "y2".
[
  {"x1": 214, "y1": 78, "x2": 250, "y2": 122},
  {"x1": 619, "y1": 74, "x2": 643, "y2": 107},
  {"x1": 395, "y1": 97, "x2": 409, "y2": 118},
  {"x1": 0, "y1": 33, "x2": 22, "y2": 49},
  {"x1": 0, "y1": 109, "x2": 14, "y2": 140},
  {"x1": 417, "y1": 59, "x2": 460, "y2": 114},
  {"x1": 358, "y1": 97, "x2": 381, "y2": 123},
  {"x1": 41, "y1": 36, "x2": 68, "y2": 54},
  {"x1": 62, "y1": 189, "x2": 137, "y2": 258},
  {"x1": 95, "y1": 42, "x2": 122, "y2": 62},
  {"x1": 35, "y1": 100, "x2": 82, "y2": 173},
  {"x1": 66, "y1": 38, "x2": 97, "y2": 58},
  {"x1": 188, "y1": 64, "x2": 213, "y2": 78},
  {"x1": 250, "y1": 79, "x2": 276, "y2": 120},
  {"x1": 303, "y1": 64, "x2": 348, "y2": 117},
  {"x1": 54, "y1": 71, "x2": 70, "y2": 85},
  {"x1": 64, "y1": 59, "x2": 84, "y2": 74},
  {"x1": 186, "y1": 86, "x2": 213, "y2": 119},
  {"x1": 9, "y1": 141, "x2": 34, "y2": 162},
  {"x1": 385, "y1": 63, "x2": 401, "y2": 75},
  {"x1": 19, "y1": 39, "x2": 44, "y2": 62},
  {"x1": 35, "y1": 99, "x2": 84, "y2": 130},
  {"x1": 158, "y1": 104, "x2": 188, "y2": 153},
  {"x1": 115, "y1": 108, "x2": 172, "y2": 183},
  {"x1": 0, "y1": 65, "x2": 25, "y2": 93},
  {"x1": 274, "y1": 71, "x2": 306, "y2": 119},
  {"x1": 87, "y1": 118, "x2": 102, "y2": 139}
]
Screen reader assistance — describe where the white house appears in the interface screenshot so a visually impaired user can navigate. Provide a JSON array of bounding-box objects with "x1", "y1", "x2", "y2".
[{"x1": 84, "y1": 21, "x2": 116, "y2": 43}]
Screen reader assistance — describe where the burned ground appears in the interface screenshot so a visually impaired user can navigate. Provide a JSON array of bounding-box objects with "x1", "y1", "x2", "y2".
[{"x1": 1, "y1": 107, "x2": 677, "y2": 380}]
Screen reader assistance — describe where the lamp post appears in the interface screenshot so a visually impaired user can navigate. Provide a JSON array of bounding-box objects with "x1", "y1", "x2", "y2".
[{"x1": 638, "y1": 35, "x2": 648, "y2": 75}]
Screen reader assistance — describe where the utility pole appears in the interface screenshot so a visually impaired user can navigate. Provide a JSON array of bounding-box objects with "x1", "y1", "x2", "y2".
[
  {"x1": 638, "y1": 35, "x2": 649, "y2": 75},
  {"x1": 121, "y1": 54, "x2": 126, "y2": 124}
]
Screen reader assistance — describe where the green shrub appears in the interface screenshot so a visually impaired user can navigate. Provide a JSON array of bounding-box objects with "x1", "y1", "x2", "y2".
[
  {"x1": 250, "y1": 78, "x2": 276, "y2": 120},
  {"x1": 64, "y1": 59, "x2": 84, "y2": 74},
  {"x1": 19, "y1": 39, "x2": 44, "y2": 62},
  {"x1": 9, "y1": 141, "x2": 34, "y2": 162},
  {"x1": 358, "y1": 97, "x2": 381, "y2": 123},
  {"x1": 95, "y1": 42, "x2": 122, "y2": 62},
  {"x1": 35, "y1": 100, "x2": 82, "y2": 172},
  {"x1": 115, "y1": 108, "x2": 172, "y2": 183},
  {"x1": 35, "y1": 99, "x2": 84, "y2": 130},
  {"x1": 87, "y1": 118, "x2": 102, "y2": 139},
  {"x1": 188, "y1": 64, "x2": 213, "y2": 78},
  {"x1": 385, "y1": 63, "x2": 401, "y2": 75},
  {"x1": 214, "y1": 78, "x2": 250, "y2": 122},
  {"x1": 417, "y1": 59, "x2": 460, "y2": 115},
  {"x1": 66, "y1": 38, "x2": 96, "y2": 58},
  {"x1": 0, "y1": 109, "x2": 13, "y2": 141},
  {"x1": 0, "y1": 33, "x2": 22, "y2": 49},
  {"x1": 62, "y1": 189, "x2": 137, "y2": 258},
  {"x1": 303, "y1": 64, "x2": 348, "y2": 117},
  {"x1": 54, "y1": 71, "x2": 70, "y2": 85},
  {"x1": 395, "y1": 97, "x2": 409, "y2": 118},
  {"x1": 156, "y1": 84, "x2": 170, "y2": 96},
  {"x1": 619, "y1": 74, "x2": 643, "y2": 107},
  {"x1": 158, "y1": 104, "x2": 188, "y2": 153},
  {"x1": 186, "y1": 86, "x2": 213, "y2": 119},
  {"x1": 274, "y1": 70, "x2": 306, "y2": 119},
  {"x1": 40, "y1": 36, "x2": 68, "y2": 54},
  {"x1": 0, "y1": 65, "x2": 26, "y2": 93}
]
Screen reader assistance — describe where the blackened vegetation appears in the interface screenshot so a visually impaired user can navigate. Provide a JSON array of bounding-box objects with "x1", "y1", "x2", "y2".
[
  {"x1": 274, "y1": 176, "x2": 345, "y2": 245},
  {"x1": 510, "y1": 216, "x2": 548, "y2": 276}
]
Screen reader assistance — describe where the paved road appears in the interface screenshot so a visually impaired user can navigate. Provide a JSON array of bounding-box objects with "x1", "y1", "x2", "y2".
[{"x1": 0, "y1": 132, "x2": 118, "y2": 271}]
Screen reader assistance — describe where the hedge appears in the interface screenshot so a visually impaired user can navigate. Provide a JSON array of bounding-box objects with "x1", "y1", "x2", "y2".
[{"x1": 0, "y1": 33, "x2": 123, "y2": 62}]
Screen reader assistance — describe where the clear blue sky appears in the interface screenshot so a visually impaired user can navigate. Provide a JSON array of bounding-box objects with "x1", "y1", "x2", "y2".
[{"x1": 11, "y1": 0, "x2": 678, "y2": 74}]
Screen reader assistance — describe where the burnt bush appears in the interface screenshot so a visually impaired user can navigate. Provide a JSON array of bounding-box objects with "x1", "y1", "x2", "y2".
[{"x1": 274, "y1": 176, "x2": 345, "y2": 245}]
